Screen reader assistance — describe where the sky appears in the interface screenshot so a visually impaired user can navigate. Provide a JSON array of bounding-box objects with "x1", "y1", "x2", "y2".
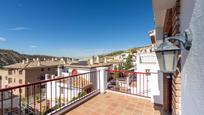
[{"x1": 0, "y1": 0, "x2": 154, "y2": 58}]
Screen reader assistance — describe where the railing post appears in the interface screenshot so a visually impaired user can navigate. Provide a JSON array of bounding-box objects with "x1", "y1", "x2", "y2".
[
  {"x1": 58, "y1": 66, "x2": 62, "y2": 77},
  {"x1": 96, "y1": 67, "x2": 109, "y2": 94}
]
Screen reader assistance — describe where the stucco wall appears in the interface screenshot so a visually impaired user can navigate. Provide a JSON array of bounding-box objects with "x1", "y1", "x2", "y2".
[
  {"x1": 181, "y1": 0, "x2": 204, "y2": 114},
  {"x1": 135, "y1": 53, "x2": 163, "y2": 104},
  {"x1": 180, "y1": 0, "x2": 196, "y2": 68}
]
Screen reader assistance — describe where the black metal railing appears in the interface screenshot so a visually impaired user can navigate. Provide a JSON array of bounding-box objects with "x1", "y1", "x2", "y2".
[
  {"x1": 0, "y1": 71, "x2": 99, "y2": 115},
  {"x1": 106, "y1": 70, "x2": 156, "y2": 98}
]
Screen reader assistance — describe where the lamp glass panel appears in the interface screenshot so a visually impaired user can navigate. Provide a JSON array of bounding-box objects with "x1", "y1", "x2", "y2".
[
  {"x1": 156, "y1": 52, "x2": 164, "y2": 71},
  {"x1": 173, "y1": 51, "x2": 179, "y2": 72},
  {"x1": 163, "y1": 51, "x2": 175, "y2": 72}
]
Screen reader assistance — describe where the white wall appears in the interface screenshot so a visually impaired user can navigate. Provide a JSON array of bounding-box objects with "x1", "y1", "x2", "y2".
[
  {"x1": 46, "y1": 74, "x2": 89, "y2": 107},
  {"x1": 155, "y1": 27, "x2": 164, "y2": 46},
  {"x1": 68, "y1": 68, "x2": 91, "y2": 75},
  {"x1": 180, "y1": 0, "x2": 196, "y2": 68},
  {"x1": 180, "y1": 0, "x2": 204, "y2": 114},
  {"x1": 135, "y1": 53, "x2": 163, "y2": 104},
  {"x1": 136, "y1": 53, "x2": 160, "y2": 73},
  {"x1": 46, "y1": 67, "x2": 106, "y2": 107}
]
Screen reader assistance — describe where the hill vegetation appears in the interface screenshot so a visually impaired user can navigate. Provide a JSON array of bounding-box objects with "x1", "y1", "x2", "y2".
[
  {"x1": 100, "y1": 45, "x2": 152, "y2": 57},
  {"x1": 0, "y1": 49, "x2": 71, "y2": 67}
]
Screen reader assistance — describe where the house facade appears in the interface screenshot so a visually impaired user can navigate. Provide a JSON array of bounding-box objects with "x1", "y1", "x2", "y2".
[
  {"x1": 152, "y1": 0, "x2": 204, "y2": 114},
  {"x1": 0, "y1": 58, "x2": 65, "y2": 97}
]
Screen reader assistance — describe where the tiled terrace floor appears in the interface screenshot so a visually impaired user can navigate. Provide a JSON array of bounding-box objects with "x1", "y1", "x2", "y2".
[{"x1": 66, "y1": 92, "x2": 164, "y2": 115}]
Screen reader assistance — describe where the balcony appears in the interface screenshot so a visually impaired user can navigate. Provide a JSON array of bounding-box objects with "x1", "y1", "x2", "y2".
[
  {"x1": 66, "y1": 92, "x2": 163, "y2": 115},
  {"x1": 0, "y1": 69, "x2": 164, "y2": 115}
]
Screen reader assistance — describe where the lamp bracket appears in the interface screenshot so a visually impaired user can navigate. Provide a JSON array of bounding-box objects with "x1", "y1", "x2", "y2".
[{"x1": 167, "y1": 29, "x2": 192, "y2": 50}]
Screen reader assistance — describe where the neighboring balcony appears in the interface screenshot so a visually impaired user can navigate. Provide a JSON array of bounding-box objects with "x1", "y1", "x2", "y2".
[{"x1": 0, "y1": 68, "x2": 164, "y2": 115}]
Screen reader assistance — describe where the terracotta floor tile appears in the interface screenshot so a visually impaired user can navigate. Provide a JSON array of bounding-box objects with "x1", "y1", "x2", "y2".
[{"x1": 65, "y1": 92, "x2": 163, "y2": 115}]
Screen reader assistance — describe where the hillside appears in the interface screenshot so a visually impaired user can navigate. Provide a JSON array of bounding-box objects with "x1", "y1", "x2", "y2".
[
  {"x1": 0, "y1": 49, "x2": 71, "y2": 67},
  {"x1": 100, "y1": 45, "x2": 152, "y2": 57}
]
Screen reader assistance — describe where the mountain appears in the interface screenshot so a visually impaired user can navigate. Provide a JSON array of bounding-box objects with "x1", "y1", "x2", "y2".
[{"x1": 0, "y1": 49, "x2": 71, "y2": 67}]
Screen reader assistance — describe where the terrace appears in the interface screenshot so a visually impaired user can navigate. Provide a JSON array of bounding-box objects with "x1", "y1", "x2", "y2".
[
  {"x1": 0, "y1": 68, "x2": 164, "y2": 115},
  {"x1": 66, "y1": 92, "x2": 163, "y2": 115}
]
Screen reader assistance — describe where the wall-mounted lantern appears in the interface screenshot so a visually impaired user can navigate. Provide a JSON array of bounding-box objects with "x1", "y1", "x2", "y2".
[{"x1": 155, "y1": 29, "x2": 192, "y2": 74}]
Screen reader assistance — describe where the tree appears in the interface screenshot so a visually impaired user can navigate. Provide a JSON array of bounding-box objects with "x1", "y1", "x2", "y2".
[
  {"x1": 113, "y1": 66, "x2": 119, "y2": 78},
  {"x1": 118, "y1": 64, "x2": 124, "y2": 70},
  {"x1": 124, "y1": 55, "x2": 133, "y2": 70}
]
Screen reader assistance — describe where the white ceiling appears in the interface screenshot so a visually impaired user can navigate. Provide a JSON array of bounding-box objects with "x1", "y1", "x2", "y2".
[{"x1": 152, "y1": 0, "x2": 176, "y2": 27}]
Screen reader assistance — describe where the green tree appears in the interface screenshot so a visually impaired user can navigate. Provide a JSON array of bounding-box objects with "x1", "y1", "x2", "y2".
[
  {"x1": 118, "y1": 64, "x2": 124, "y2": 70},
  {"x1": 113, "y1": 66, "x2": 119, "y2": 78},
  {"x1": 124, "y1": 55, "x2": 133, "y2": 70}
]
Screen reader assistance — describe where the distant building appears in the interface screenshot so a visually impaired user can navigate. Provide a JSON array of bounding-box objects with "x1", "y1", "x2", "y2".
[
  {"x1": 0, "y1": 58, "x2": 65, "y2": 97},
  {"x1": 46, "y1": 60, "x2": 112, "y2": 108},
  {"x1": 134, "y1": 46, "x2": 160, "y2": 73},
  {"x1": 60, "y1": 59, "x2": 112, "y2": 75},
  {"x1": 136, "y1": 53, "x2": 158, "y2": 72}
]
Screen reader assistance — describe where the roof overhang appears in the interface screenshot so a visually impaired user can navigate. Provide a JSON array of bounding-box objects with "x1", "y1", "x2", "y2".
[{"x1": 152, "y1": 0, "x2": 176, "y2": 27}]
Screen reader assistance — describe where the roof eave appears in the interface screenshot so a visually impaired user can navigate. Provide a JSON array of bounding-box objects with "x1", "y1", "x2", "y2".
[{"x1": 152, "y1": 0, "x2": 176, "y2": 28}]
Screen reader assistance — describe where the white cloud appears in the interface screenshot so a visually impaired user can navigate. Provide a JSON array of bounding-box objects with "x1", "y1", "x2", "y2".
[
  {"x1": 0, "y1": 37, "x2": 7, "y2": 42},
  {"x1": 30, "y1": 45, "x2": 38, "y2": 48},
  {"x1": 8, "y1": 27, "x2": 28, "y2": 31}
]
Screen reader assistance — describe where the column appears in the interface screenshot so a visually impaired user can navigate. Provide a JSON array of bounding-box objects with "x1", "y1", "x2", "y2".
[{"x1": 96, "y1": 67, "x2": 109, "y2": 94}]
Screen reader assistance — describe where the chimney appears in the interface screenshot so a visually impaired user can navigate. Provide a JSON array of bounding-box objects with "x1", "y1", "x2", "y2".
[
  {"x1": 37, "y1": 58, "x2": 41, "y2": 66},
  {"x1": 52, "y1": 58, "x2": 54, "y2": 61},
  {"x1": 55, "y1": 58, "x2": 58, "y2": 61},
  {"x1": 22, "y1": 60, "x2": 25, "y2": 64},
  {"x1": 26, "y1": 58, "x2": 29, "y2": 63},
  {"x1": 61, "y1": 58, "x2": 64, "y2": 61},
  {"x1": 90, "y1": 56, "x2": 94, "y2": 65},
  {"x1": 104, "y1": 57, "x2": 107, "y2": 64},
  {"x1": 96, "y1": 56, "x2": 99, "y2": 63},
  {"x1": 33, "y1": 58, "x2": 36, "y2": 61},
  {"x1": 44, "y1": 58, "x2": 46, "y2": 61},
  {"x1": 37, "y1": 60, "x2": 41, "y2": 66}
]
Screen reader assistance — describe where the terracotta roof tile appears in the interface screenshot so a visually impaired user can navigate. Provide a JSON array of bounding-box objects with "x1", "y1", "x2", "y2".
[{"x1": 4, "y1": 60, "x2": 65, "y2": 69}]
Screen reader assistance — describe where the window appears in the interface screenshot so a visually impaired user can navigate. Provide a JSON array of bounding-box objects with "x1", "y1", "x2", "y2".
[
  {"x1": 8, "y1": 70, "x2": 12, "y2": 75},
  {"x1": 40, "y1": 76, "x2": 45, "y2": 80},
  {"x1": 14, "y1": 78, "x2": 16, "y2": 83},
  {"x1": 8, "y1": 78, "x2": 12, "y2": 83},
  {"x1": 19, "y1": 70, "x2": 23, "y2": 75},
  {"x1": 47, "y1": 68, "x2": 50, "y2": 71},
  {"x1": 41, "y1": 68, "x2": 44, "y2": 71},
  {"x1": 5, "y1": 76, "x2": 8, "y2": 80},
  {"x1": 145, "y1": 69, "x2": 151, "y2": 76},
  {"x1": 0, "y1": 76, "x2": 2, "y2": 80},
  {"x1": 19, "y1": 79, "x2": 23, "y2": 84}
]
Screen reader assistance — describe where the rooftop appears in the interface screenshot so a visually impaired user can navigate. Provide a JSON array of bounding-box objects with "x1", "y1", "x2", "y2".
[
  {"x1": 4, "y1": 60, "x2": 65, "y2": 69},
  {"x1": 65, "y1": 63, "x2": 112, "y2": 69}
]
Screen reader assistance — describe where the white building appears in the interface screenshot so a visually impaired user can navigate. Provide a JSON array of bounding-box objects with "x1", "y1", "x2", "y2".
[
  {"x1": 135, "y1": 52, "x2": 159, "y2": 73},
  {"x1": 45, "y1": 74, "x2": 92, "y2": 108},
  {"x1": 136, "y1": 52, "x2": 162, "y2": 104},
  {"x1": 46, "y1": 63, "x2": 111, "y2": 108}
]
